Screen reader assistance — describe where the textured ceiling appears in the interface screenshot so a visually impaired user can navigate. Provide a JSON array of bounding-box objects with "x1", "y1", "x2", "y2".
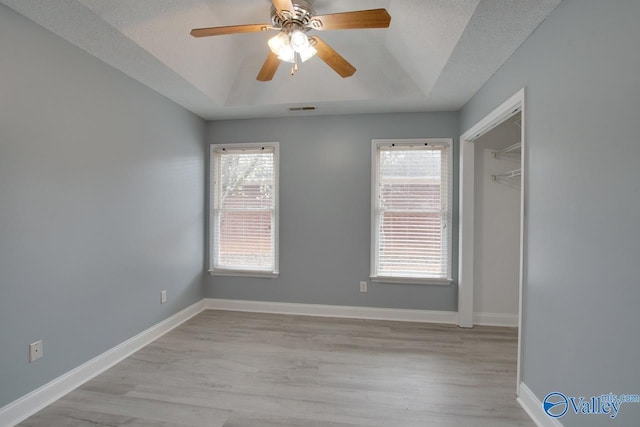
[{"x1": 1, "y1": 0, "x2": 561, "y2": 120}]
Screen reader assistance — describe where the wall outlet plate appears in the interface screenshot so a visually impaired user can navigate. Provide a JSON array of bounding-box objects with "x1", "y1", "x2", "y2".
[
  {"x1": 161, "y1": 290, "x2": 167, "y2": 304},
  {"x1": 29, "y1": 340, "x2": 43, "y2": 363},
  {"x1": 360, "y1": 281, "x2": 368, "y2": 293}
]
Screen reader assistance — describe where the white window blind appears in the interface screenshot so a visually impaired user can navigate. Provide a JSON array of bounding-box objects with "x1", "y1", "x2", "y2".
[
  {"x1": 210, "y1": 143, "x2": 278, "y2": 276},
  {"x1": 371, "y1": 139, "x2": 452, "y2": 283}
]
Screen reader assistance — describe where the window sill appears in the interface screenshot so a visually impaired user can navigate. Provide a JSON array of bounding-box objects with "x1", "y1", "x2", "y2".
[
  {"x1": 370, "y1": 276, "x2": 452, "y2": 286},
  {"x1": 209, "y1": 270, "x2": 279, "y2": 279}
]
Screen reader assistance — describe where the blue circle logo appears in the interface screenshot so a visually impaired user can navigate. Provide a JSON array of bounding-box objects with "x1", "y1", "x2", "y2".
[{"x1": 543, "y1": 392, "x2": 568, "y2": 418}]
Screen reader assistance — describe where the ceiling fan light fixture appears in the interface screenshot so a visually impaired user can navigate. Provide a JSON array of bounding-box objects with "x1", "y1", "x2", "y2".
[
  {"x1": 290, "y1": 30, "x2": 309, "y2": 52},
  {"x1": 268, "y1": 32, "x2": 295, "y2": 62},
  {"x1": 269, "y1": 30, "x2": 315, "y2": 64},
  {"x1": 277, "y1": 45, "x2": 295, "y2": 63},
  {"x1": 268, "y1": 32, "x2": 289, "y2": 54},
  {"x1": 298, "y1": 44, "x2": 317, "y2": 62}
]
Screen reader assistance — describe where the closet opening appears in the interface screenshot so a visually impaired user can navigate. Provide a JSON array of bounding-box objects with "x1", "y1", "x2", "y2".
[
  {"x1": 474, "y1": 112, "x2": 521, "y2": 327},
  {"x1": 458, "y1": 89, "x2": 526, "y2": 394}
]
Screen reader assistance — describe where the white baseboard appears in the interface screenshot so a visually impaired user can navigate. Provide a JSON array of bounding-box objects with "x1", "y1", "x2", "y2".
[
  {"x1": 473, "y1": 312, "x2": 519, "y2": 327},
  {"x1": 0, "y1": 300, "x2": 205, "y2": 427},
  {"x1": 204, "y1": 298, "x2": 458, "y2": 324},
  {"x1": 518, "y1": 382, "x2": 564, "y2": 427}
]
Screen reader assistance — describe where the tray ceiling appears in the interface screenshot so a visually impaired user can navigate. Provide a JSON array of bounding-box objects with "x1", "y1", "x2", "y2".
[{"x1": 1, "y1": 0, "x2": 561, "y2": 119}]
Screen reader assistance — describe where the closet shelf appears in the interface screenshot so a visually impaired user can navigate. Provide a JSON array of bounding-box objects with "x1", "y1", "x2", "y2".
[
  {"x1": 493, "y1": 142, "x2": 521, "y2": 158},
  {"x1": 492, "y1": 168, "x2": 521, "y2": 181}
]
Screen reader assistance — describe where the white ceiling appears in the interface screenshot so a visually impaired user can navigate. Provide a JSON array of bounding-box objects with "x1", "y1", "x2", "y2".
[{"x1": 2, "y1": 0, "x2": 561, "y2": 120}]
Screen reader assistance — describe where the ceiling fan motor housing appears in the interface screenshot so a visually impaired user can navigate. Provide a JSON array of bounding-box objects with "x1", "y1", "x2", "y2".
[{"x1": 271, "y1": 0, "x2": 316, "y2": 32}]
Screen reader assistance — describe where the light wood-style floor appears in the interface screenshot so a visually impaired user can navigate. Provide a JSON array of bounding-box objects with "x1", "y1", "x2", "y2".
[{"x1": 21, "y1": 310, "x2": 534, "y2": 427}]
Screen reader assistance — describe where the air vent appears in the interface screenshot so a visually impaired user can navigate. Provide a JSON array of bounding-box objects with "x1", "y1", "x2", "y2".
[{"x1": 289, "y1": 106, "x2": 316, "y2": 111}]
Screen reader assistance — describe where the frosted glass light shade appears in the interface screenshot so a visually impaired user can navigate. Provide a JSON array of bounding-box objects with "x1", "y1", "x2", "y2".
[
  {"x1": 268, "y1": 32, "x2": 289, "y2": 54},
  {"x1": 277, "y1": 45, "x2": 295, "y2": 63},
  {"x1": 290, "y1": 30, "x2": 310, "y2": 53},
  {"x1": 299, "y1": 45, "x2": 317, "y2": 62}
]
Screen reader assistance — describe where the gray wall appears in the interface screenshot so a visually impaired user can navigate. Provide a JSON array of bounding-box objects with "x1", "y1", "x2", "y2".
[
  {"x1": 461, "y1": 0, "x2": 640, "y2": 425},
  {"x1": 205, "y1": 113, "x2": 459, "y2": 311},
  {"x1": 0, "y1": 5, "x2": 206, "y2": 408}
]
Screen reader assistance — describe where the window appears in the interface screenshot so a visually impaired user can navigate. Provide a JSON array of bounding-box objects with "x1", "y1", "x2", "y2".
[
  {"x1": 371, "y1": 139, "x2": 452, "y2": 284},
  {"x1": 210, "y1": 143, "x2": 279, "y2": 277}
]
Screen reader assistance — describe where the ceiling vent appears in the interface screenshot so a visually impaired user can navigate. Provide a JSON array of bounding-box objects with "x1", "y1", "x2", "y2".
[{"x1": 288, "y1": 106, "x2": 316, "y2": 111}]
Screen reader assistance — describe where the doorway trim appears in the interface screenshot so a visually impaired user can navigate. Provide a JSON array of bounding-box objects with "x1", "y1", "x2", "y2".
[{"x1": 458, "y1": 88, "x2": 526, "y2": 394}]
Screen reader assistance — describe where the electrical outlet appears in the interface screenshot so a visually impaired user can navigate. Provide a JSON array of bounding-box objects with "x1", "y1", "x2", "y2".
[
  {"x1": 29, "y1": 340, "x2": 43, "y2": 363},
  {"x1": 161, "y1": 290, "x2": 167, "y2": 304},
  {"x1": 360, "y1": 281, "x2": 368, "y2": 293}
]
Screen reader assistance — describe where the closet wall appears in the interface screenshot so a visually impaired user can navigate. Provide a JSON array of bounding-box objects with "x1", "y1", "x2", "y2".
[{"x1": 473, "y1": 114, "x2": 521, "y2": 322}]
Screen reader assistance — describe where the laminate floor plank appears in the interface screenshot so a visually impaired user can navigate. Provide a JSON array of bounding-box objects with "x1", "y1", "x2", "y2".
[{"x1": 20, "y1": 310, "x2": 533, "y2": 426}]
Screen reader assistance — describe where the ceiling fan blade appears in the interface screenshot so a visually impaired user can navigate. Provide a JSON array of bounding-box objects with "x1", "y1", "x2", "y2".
[
  {"x1": 310, "y1": 37, "x2": 356, "y2": 78},
  {"x1": 272, "y1": 0, "x2": 295, "y2": 16},
  {"x1": 257, "y1": 52, "x2": 281, "y2": 81},
  {"x1": 311, "y1": 8, "x2": 391, "y2": 30},
  {"x1": 310, "y1": 9, "x2": 391, "y2": 30},
  {"x1": 190, "y1": 24, "x2": 269, "y2": 38}
]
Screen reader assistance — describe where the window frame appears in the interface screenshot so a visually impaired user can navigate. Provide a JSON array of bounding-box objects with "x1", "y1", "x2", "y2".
[
  {"x1": 370, "y1": 138, "x2": 453, "y2": 285},
  {"x1": 209, "y1": 142, "x2": 279, "y2": 278}
]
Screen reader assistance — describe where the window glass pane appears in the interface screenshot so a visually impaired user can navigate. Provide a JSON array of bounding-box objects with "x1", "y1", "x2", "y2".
[
  {"x1": 216, "y1": 210, "x2": 273, "y2": 270},
  {"x1": 211, "y1": 146, "x2": 277, "y2": 274},
  {"x1": 374, "y1": 142, "x2": 450, "y2": 280},
  {"x1": 219, "y1": 152, "x2": 273, "y2": 210},
  {"x1": 378, "y1": 212, "x2": 445, "y2": 277}
]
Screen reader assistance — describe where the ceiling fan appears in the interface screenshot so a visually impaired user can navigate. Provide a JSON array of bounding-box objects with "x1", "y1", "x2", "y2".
[{"x1": 190, "y1": 0, "x2": 391, "y2": 81}]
